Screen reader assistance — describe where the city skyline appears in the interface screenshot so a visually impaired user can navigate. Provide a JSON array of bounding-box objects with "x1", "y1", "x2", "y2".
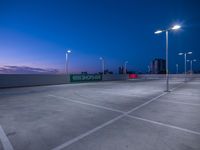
[{"x1": 1, "y1": 0, "x2": 200, "y2": 74}]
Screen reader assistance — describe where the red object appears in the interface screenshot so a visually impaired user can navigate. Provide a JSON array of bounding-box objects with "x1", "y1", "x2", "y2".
[{"x1": 129, "y1": 74, "x2": 138, "y2": 79}]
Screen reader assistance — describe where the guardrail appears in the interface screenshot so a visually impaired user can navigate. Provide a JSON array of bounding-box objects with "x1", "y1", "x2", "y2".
[
  {"x1": 0, "y1": 74, "x2": 199, "y2": 88},
  {"x1": 0, "y1": 74, "x2": 70, "y2": 88},
  {"x1": 0, "y1": 74, "x2": 129, "y2": 88},
  {"x1": 137, "y1": 74, "x2": 200, "y2": 80}
]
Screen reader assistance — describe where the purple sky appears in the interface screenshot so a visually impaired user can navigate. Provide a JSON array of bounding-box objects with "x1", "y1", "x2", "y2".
[{"x1": 1, "y1": 0, "x2": 200, "y2": 74}]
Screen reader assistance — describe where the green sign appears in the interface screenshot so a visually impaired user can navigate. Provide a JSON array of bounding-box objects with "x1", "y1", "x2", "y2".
[{"x1": 70, "y1": 74, "x2": 102, "y2": 82}]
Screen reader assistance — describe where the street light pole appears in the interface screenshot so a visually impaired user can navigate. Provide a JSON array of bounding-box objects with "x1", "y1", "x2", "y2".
[
  {"x1": 148, "y1": 65, "x2": 150, "y2": 73},
  {"x1": 187, "y1": 59, "x2": 196, "y2": 74},
  {"x1": 166, "y1": 30, "x2": 169, "y2": 92},
  {"x1": 178, "y1": 52, "x2": 192, "y2": 82},
  {"x1": 191, "y1": 59, "x2": 196, "y2": 74},
  {"x1": 124, "y1": 61, "x2": 128, "y2": 74},
  {"x1": 176, "y1": 64, "x2": 179, "y2": 74},
  {"x1": 99, "y1": 57, "x2": 104, "y2": 75},
  {"x1": 155, "y1": 24, "x2": 181, "y2": 92},
  {"x1": 184, "y1": 53, "x2": 187, "y2": 79},
  {"x1": 66, "y1": 50, "x2": 71, "y2": 75}
]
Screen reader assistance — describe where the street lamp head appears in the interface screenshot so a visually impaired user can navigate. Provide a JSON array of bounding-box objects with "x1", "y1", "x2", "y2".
[
  {"x1": 193, "y1": 59, "x2": 197, "y2": 62},
  {"x1": 67, "y1": 50, "x2": 71, "y2": 53},
  {"x1": 99, "y1": 57, "x2": 103, "y2": 60},
  {"x1": 154, "y1": 30, "x2": 163, "y2": 34},
  {"x1": 172, "y1": 25, "x2": 181, "y2": 30},
  {"x1": 178, "y1": 53, "x2": 184, "y2": 56},
  {"x1": 187, "y1": 60, "x2": 190, "y2": 62},
  {"x1": 187, "y1": 52, "x2": 192, "y2": 54}
]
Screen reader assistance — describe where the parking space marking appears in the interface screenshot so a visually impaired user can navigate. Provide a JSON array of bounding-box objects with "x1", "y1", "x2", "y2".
[
  {"x1": 51, "y1": 82, "x2": 184, "y2": 150},
  {"x1": 170, "y1": 92, "x2": 200, "y2": 97},
  {"x1": 52, "y1": 114, "x2": 124, "y2": 150},
  {"x1": 127, "y1": 115, "x2": 200, "y2": 136},
  {"x1": 48, "y1": 94, "x2": 125, "y2": 114},
  {"x1": 73, "y1": 91, "x2": 144, "y2": 99},
  {"x1": 0, "y1": 125, "x2": 14, "y2": 150},
  {"x1": 98, "y1": 91, "x2": 157, "y2": 98},
  {"x1": 159, "y1": 100, "x2": 200, "y2": 107},
  {"x1": 125, "y1": 92, "x2": 167, "y2": 113},
  {"x1": 170, "y1": 82, "x2": 185, "y2": 91},
  {"x1": 51, "y1": 90, "x2": 170, "y2": 150}
]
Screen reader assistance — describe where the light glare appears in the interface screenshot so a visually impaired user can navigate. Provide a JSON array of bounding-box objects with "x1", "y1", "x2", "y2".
[
  {"x1": 154, "y1": 30, "x2": 162, "y2": 34},
  {"x1": 172, "y1": 25, "x2": 181, "y2": 30}
]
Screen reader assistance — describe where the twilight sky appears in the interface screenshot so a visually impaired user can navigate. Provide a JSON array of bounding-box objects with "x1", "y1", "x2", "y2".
[{"x1": 0, "y1": 0, "x2": 200, "y2": 74}]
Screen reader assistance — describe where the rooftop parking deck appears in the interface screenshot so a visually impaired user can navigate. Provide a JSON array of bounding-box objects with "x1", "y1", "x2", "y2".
[{"x1": 0, "y1": 79, "x2": 200, "y2": 150}]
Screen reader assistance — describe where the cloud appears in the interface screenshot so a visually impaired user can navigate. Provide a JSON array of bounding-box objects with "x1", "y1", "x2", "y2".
[{"x1": 0, "y1": 65, "x2": 60, "y2": 74}]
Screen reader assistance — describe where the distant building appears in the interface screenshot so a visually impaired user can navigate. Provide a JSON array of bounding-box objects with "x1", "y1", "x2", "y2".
[
  {"x1": 127, "y1": 70, "x2": 136, "y2": 74},
  {"x1": 81, "y1": 72, "x2": 88, "y2": 74},
  {"x1": 99, "y1": 70, "x2": 113, "y2": 74},
  {"x1": 104, "y1": 69, "x2": 113, "y2": 74},
  {"x1": 150, "y1": 58, "x2": 166, "y2": 74},
  {"x1": 119, "y1": 66, "x2": 135, "y2": 74},
  {"x1": 118, "y1": 66, "x2": 124, "y2": 74}
]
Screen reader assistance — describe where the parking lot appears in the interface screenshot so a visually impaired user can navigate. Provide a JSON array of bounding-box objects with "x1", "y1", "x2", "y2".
[{"x1": 0, "y1": 79, "x2": 200, "y2": 150}]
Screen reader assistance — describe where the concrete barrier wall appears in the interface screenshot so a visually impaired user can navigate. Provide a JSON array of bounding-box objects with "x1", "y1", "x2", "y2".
[
  {"x1": 102, "y1": 74, "x2": 129, "y2": 81},
  {"x1": 0, "y1": 74, "x2": 129, "y2": 88},
  {"x1": 0, "y1": 74, "x2": 70, "y2": 88},
  {"x1": 138, "y1": 74, "x2": 200, "y2": 80},
  {"x1": 1, "y1": 74, "x2": 200, "y2": 88}
]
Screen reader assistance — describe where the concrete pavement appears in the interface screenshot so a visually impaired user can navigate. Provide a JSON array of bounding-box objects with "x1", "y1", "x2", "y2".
[{"x1": 0, "y1": 79, "x2": 200, "y2": 150}]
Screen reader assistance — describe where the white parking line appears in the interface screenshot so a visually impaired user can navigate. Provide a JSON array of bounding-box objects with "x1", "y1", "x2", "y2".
[
  {"x1": 170, "y1": 82, "x2": 184, "y2": 91},
  {"x1": 98, "y1": 91, "x2": 149, "y2": 98},
  {"x1": 51, "y1": 92, "x2": 168, "y2": 150},
  {"x1": 48, "y1": 94, "x2": 125, "y2": 114},
  {"x1": 51, "y1": 83, "x2": 184, "y2": 150},
  {"x1": 171, "y1": 92, "x2": 200, "y2": 97},
  {"x1": 52, "y1": 115, "x2": 124, "y2": 150},
  {"x1": 159, "y1": 100, "x2": 200, "y2": 107},
  {"x1": 125, "y1": 92, "x2": 167, "y2": 113},
  {"x1": 0, "y1": 125, "x2": 14, "y2": 150},
  {"x1": 127, "y1": 115, "x2": 200, "y2": 136}
]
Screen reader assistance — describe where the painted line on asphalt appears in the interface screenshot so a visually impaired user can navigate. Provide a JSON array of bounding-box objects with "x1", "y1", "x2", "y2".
[
  {"x1": 159, "y1": 100, "x2": 200, "y2": 107},
  {"x1": 51, "y1": 114, "x2": 124, "y2": 150},
  {"x1": 51, "y1": 82, "x2": 184, "y2": 150},
  {"x1": 0, "y1": 125, "x2": 14, "y2": 150},
  {"x1": 125, "y1": 92, "x2": 167, "y2": 113},
  {"x1": 73, "y1": 90, "x2": 144, "y2": 101},
  {"x1": 98, "y1": 91, "x2": 144, "y2": 98},
  {"x1": 98, "y1": 90, "x2": 164, "y2": 98},
  {"x1": 170, "y1": 92, "x2": 200, "y2": 97},
  {"x1": 170, "y1": 82, "x2": 185, "y2": 91},
  {"x1": 127, "y1": 115, "x2": 200, "y2": 136},
  {"x1": 48, "y1": 94, "x2": 125, "y2": 114},
  {"x1": 124, "y1": 82, "x2": 184, "y2": 113},
  {"x1": 51, "y1": 91, "x2": 169, "y2": 150}
]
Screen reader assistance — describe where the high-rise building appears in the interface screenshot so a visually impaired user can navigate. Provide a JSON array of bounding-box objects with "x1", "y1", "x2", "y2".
[
  {"x1": 118, "y1": 66, "x2": 128, "y2": 74},
  {"x1": 150, "y1": 58, "x2": 166, "y2": 74},
  {"x1": 118, "y1": 66, "x2": 124, "y2": 74}
]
